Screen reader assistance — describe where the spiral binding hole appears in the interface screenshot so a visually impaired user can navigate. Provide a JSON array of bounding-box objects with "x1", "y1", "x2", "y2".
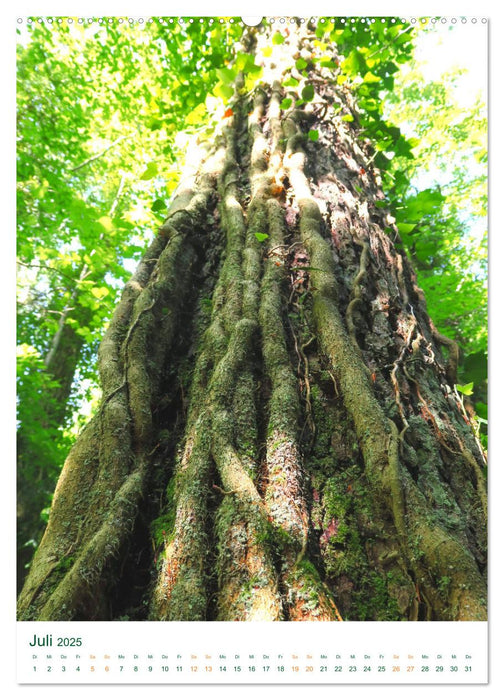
[{"x1": 16, "y1": 16, "x2": 488, "y2": 26}]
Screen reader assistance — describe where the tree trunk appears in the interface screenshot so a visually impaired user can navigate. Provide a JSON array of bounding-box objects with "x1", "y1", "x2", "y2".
[
  {"x1": 17, "y1": 174, "x2": 125, "y2": 591},
  {"x1": 16, "y1": 303, "x2": 90, "y2": 592},
  {"x1": 17, "y1": 25, "x2": 486, "y2": 622}
]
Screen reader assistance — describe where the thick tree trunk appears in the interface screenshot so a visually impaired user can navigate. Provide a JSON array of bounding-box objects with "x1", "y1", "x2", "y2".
[{"x1": 18, "y1": 26, "x2": 486, "y2": 622}]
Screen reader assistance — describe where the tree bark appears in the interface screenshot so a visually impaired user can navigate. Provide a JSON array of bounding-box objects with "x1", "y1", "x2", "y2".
[{"x1": 18, "y1": 25, "x2": 486, "y2": 622}]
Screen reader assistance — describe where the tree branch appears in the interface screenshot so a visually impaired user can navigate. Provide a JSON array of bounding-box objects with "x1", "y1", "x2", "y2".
[{"x1": 69, "y1": 135, "x2": 131, "y2": 173}]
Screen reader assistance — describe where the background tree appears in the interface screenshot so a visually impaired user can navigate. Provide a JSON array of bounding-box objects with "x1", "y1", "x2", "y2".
[{"x1": 17, "y1": 17, "x2": 487, "y2": 621}]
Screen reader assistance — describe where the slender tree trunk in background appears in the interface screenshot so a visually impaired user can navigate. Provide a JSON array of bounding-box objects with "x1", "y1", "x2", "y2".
[
  {"x1": 17, "y1": 176, "x2": 125, "y2": 592},
  {"x1": 17, "y1": 25, "x2": 486, "y2": 622},
  {"x1": 17, "y1": 301, "x2": 90, "y2": 592}
]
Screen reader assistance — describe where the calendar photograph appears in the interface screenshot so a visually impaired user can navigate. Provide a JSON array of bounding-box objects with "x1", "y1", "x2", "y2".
[{"x1": 14, "y1": 9, "x2": 489, "y2": 685}]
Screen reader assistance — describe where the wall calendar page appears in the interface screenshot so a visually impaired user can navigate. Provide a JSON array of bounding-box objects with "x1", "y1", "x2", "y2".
[{"x1": 12, "y1": 0, "x2": 493, "y2": 693}]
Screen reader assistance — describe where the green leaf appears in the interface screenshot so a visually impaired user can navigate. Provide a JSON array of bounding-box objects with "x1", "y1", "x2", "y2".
[
  {"x1": 272, "y1": 32, "x2": 285, "y2": 45},
  {"x1": 186, "y1": 103, "x2": 207, "y2": 125},
  {"x1": 301, "y1": 84, "x2": 315, "y2": 102},
  {"x1": 213, "y1": 82, "x2": 234, "y2": 101},
  {"x1": 374, "y1": 200, "x2": 388, "y2": 208},
  {"x1": 475, "y1": 402, "x2": 488, "y2": 420},
  {"x1": 402, "y1": 189, "x2": 444, "y2": 221},
  {"x1": 330, "y1": 29, "x2": 345, "y2": 44},
  {"x1": 244, "y1": 67, "x2": 263, "y2": 91},
  {"x1": 147, "y1": 118, "x2": 163, "y2": 131},
  {"x1": 296, "y1": 58, "x2": 308, "y2": 70},
  {"x1": 248, "y1": 63, "x2": 263, "y2": 76},
  {"x1": 140, "y1": 163, "x2": 158, "y2": 181},
  {"x1": 463, "y1": 351, "x2": 487, "y2": 386},
  {"x1": 216, "y1": 67, "x2": 237, "y2": 84},
  {"x1": 341, "y1": 49, "x2": 366, "y2": 77},
  {"x1": 280, "y1": 98, "x2": 292, "y2": 110},
  {"x1": 341, "y1": 114, "x2": 354, "y2": 122},
  {"x1": 308, "y1": 129, "x2": 319, "y2": 141},
  {"x1": 396, "y1": 223, "x2": 416, "y2": 234},
  {"x1": 90, "y1": 287, "x2": 110, "y2": 300},
  {"x1": 415, "y1": 241, "x2": 437, "y2": 262},
  {"x1": 456, "y1": 382, "x2": 474, "y2": 396},
  {"x1": 96, "y1": 216, "x2": 114, "y2": 232},
  {"x1": 235, "y1": 53, "x2": 255, "y2": 72},
  {"x1": 151, "y1": 199, "x2": 166, "y2": 213},
  {"x1": 363, "y1": 71, "x2": 381, "y2": 84},
  {"x1": 283, "y1": 76, "x2": 299, "y2": 87},
  {"x1": 254, "y1": 232, "x2": 269, "y2": 242}
]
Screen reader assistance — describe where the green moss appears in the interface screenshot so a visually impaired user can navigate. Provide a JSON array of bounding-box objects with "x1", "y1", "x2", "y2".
[
  {"x1": 150, "y1": 478, "x2": 177, "y2": 548},
  {"x1": 162, "y1": 573, "x2": 208, "y2": 621},
  {"x1": 214, "y1": 496, "x2": 240, "y2": 564},
  {"x1": 438, "y1": 574, "x2": 452, "y2": 599},
  {"x1": 288, "y1": 558, "x2": 340, "y2": 615},
  {"x1": 314, "y1": 457, "x2": 407, "y2": 619},
  {"x1": 54, "y1": 555, "x2": 75, "y2": 574},
  {"x1": 232, "y1": 371, "x2": 258, "y2": 473},
  {"x1": 323, "y1": 476, "x2": 353, "y2": 519},
  {"x1": 295, "y1": 557, "x2": 319, "y2": 579},
  {"x1": 257, "y1": 519, "x2": 298, "y2": 560},
  {"x1": 351, "y1": 571, "x2": 403, "y2": 621}
]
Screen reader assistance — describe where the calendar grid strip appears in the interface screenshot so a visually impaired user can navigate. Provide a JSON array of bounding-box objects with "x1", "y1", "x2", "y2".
[{"x1": 17, "y1": 621, "x2": 488, "y2": 684}]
